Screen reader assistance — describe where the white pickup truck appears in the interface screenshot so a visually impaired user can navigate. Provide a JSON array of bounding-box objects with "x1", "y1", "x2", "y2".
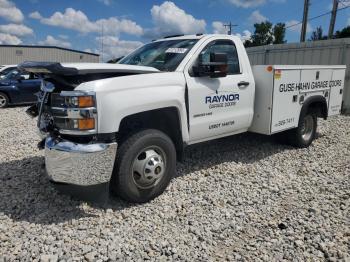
[{"x1": 20, "y1": 34, "x2": 345, "y2": 203}]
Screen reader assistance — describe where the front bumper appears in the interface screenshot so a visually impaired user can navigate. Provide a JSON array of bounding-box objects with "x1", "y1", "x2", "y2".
[{"x1": 45, "y1": 136, "x2": 117, "y2": 186}]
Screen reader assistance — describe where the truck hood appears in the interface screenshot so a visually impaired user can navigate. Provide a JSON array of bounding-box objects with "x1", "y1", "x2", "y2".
[
  {"x1": 17, "y1": 61, "x2": 160, "y2": 91},
  {"x1": 18, "y1": 61, "x2": 159, "y2": 75}
]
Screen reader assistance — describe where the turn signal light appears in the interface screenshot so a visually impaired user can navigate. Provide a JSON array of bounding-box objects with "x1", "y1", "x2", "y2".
[
  {"x1": 78, "y1": 118, "x2": 95, "y2": 130},
  {"x1": 78, "y1": 96, "x2": 95, "y2": 107}
]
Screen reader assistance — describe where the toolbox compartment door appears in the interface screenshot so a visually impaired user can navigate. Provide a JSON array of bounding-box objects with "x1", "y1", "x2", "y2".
[
  {"x1": 271, "y1": 69, "x2": 300, "y2": 133},
  {"x1": 328, "y1": 69, "x2": 345, "y2": 116},
  {"x1": 299, "y1": 69, "x2": 333, "y2": 94}
]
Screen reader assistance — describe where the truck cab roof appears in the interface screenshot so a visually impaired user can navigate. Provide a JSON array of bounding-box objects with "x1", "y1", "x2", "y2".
[{"x1": 154, "y1": 34, "x2": 242, "y2": 42}]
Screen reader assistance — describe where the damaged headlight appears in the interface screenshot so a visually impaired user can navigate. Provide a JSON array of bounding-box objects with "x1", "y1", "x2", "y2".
[{"x1": 50, "y1": 91, "x2": 97, "y2": 134}]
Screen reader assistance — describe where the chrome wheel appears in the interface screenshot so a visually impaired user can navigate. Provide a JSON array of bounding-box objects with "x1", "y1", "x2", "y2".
[
  {"x1": 0, "y1": 94, "x2": 7, "y2": 108},
  {"x1": 301, "y1": 114, "x2": 314, "y2": 142},
  {"x1": 132, "y1": 147, "x2": 166, "y2": 189}
]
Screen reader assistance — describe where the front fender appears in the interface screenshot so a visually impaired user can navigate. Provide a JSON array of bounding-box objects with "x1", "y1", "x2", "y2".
[
  {"x1": 77, "y1": 72, "x2": 189, "y2": 143},
  {"x1": 0, "y1": 85, "x2": 19, "y2": 103},
  {"x1": 97, "y1": 87, "x2": 188, "y2": 137}
]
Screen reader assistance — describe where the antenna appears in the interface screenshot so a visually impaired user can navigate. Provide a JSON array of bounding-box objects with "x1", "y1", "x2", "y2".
[
  {"x1": 224, "y1": 22, "x2": 238, "y2": 35},
  {"x1": 101, "y1": 22, "x2": 104, "y2": 62}
]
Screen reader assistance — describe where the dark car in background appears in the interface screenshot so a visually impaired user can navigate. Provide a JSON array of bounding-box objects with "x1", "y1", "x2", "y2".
[
  {"x1": 0, "y1": 69, "x2": 41, "y2": 108},
  {"x1": 0, "y1": 65, "x2": 17, "y2": 79}
]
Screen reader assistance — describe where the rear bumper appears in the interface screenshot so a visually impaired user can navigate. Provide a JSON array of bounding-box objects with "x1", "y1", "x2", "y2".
[{"x1": 45, "y1": 136, "x2": 117, "y2": 186}]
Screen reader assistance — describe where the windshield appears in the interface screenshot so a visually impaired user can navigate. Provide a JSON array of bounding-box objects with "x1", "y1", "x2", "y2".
[
  {"x1": 119, "y1": 39, "x2": 198, "y2": 72},
  {"x1": 0, "y1": 67, "x2": 16, "y2": 79},
  {"x1": 2, "y1": 69, "x2": 20, "y2": 80}
]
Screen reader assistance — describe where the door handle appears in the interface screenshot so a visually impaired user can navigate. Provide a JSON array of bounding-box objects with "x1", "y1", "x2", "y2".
[{"x1": 238, "y1": 81, "x2": 250, "y2": 87}]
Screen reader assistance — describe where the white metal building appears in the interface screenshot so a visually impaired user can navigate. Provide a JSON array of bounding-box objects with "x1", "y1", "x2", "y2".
[{"x1": 0, "y1": 45, "x2": 100, "y2": 65}]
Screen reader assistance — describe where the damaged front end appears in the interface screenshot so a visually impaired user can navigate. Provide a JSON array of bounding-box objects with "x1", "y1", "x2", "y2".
[{"x1": 19, "y1": 61, "x2": 119, "y2": 187}]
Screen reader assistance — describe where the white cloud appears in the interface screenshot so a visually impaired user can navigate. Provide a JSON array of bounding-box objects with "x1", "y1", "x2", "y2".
[
  {"x1": 58, "y1": 34, "x2": 68, "y2": 39},
  {"x1": 84, "y1": 48, "x2": 93, "y2": 53},
  {"x1": 235, "y1": 30, "x2": 252, "y2": 42},
  {"x1": 249, "y1": 10, "x2": 267, "y2": 24},
  {"x1": 29, "y1": 11, "x2": 42, "y2": 19},
  {"x1": 212, "y1": 21, "x2": 227, "y2": 34},
  {"x1": 0, "y1": 0, "x2": 24, "y2": 23},
  {"x1": 38, "y1": 35, "x2": 71, "y2": 48},
  {"x1": 0, "y1": 24, "x2": 33, "y2": 36},
  {"x1": 96, "y1": 17, "x2": 143, "y2": 36},
  {"x1": 228, "y1": 0, "x2": 285, "y2": 8},
  {"x1": 286, "y1": 20, "x2": 313, "y2": 33},
  {"x1": 98, "y1": 0, "x2": 112, "y2": 5},
  {"x1": 35, "y1": 8, "x2": 143, "y2": 36},
  {"x1": 96, "y1": 35, "x2": 143, "y2": 60},
  {"x1": 329, "y1": 1, "x2": 350, "y2": 10},
  {"x1": 0, "y1": 32, "x2": 22, "y2": 44},
  {"x1": 145, "y1": 1, "x2": 206, "y2": 38},
  {"x1": 228, "y1": 0, "x2": 266, "y2": 8},
  {"x1": 40, "y1": 8, "x2": 98, "y2": 33}
]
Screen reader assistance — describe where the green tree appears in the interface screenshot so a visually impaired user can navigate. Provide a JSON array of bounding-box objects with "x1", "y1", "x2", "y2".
[
  {"x1": 309, "y1": 26, "x2": 326, "y2": 41},
  {"x1": 334, "y1": 26, "x2": 350, "y2": 39},
  {"x1": 245, "y1": 21, "x2": 286, "y2": 47},
  {"x1": 251, "y1": 21, "x2": 274, "y2": 46},
  {"x1": 273, "y1": 23, "x2": 286, "y2": 44}
]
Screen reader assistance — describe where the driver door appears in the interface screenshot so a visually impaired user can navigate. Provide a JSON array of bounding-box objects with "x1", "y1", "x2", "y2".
[
  {"x1": 16, "y1": 73, "x2": 41, "y2": 102},
  {"x1": 184, "y1": 39, "x2": 254, "y2": 143}
]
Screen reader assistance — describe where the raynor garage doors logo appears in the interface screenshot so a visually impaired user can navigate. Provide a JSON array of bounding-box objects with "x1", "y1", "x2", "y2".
[{"x1": 205, "y1": 92, "x2": 240, "y2": 109}]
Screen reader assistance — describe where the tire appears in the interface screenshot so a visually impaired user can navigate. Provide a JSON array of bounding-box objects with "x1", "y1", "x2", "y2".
[
  {"x1": 110, "y1": 129, "x2": 176, "y2": 203},
  {"x1": 288, "y1": 111, "x2": 317, "y2": 148},
  {"x1": 0, "y1": 92, "x2": 9, "y2": 108}
]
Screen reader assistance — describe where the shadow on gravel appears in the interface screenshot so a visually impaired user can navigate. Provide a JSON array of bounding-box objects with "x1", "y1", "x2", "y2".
[
  {"x1": 0, "y1": 131, "x2": 307, "y2": 225},
  {"x1": 176, "y1": 131, "x2": 295, "y2": 177},
  {"x1": 0, "y1": 156, "x2": 133, "y2": 225}
]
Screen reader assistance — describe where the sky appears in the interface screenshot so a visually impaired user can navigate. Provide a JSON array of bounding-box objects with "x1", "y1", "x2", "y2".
[{"x1": 1, "y1": 0, "x2": 350, "y2": 61}]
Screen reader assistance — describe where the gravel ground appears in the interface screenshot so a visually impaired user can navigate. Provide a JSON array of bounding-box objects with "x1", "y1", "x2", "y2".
[{"x1": 0, "y1": 106, "x2": 349, "y2": 261}]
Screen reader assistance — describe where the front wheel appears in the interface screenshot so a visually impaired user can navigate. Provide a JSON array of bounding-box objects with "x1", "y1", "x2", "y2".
[
  {"x1": 0, "y1": 92, "x2": 9, "y2": 108},
  {"x1": 288, "y1": 112, "x2": 317, "y2": 148},
  {"x1": 110, "y1": 129, "x2": 176, "y2": 203}
]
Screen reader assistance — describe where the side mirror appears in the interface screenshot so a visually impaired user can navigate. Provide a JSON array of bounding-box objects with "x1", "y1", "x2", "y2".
[{"x1": 192, "y1": 52, "x2": 228, "y2": 78}]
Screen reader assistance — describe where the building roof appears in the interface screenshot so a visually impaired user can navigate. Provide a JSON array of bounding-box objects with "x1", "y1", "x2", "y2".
[{"x1": 0, "y1": 44, "x2": 99, "y2": 56}]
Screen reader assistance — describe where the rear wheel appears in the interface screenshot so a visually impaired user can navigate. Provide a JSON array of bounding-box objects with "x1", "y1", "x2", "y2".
[
  {"x1": 110, "y1": 129, "x2": 176, "y2": 203},
  {"x1": 288, "y1": 112, "x2": 317, "y2": 148},
  {"x1": 0, "y1": 92, "x2": 9, "y2": 108}
]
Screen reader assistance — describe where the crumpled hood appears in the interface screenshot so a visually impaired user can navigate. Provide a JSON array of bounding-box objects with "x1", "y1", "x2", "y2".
[
  {"x1": 18, "y1": 61, "x2": 160, "y2": 75},
  {"x1": 17, "y1": 61, "x2": 160, "y2": 91}
]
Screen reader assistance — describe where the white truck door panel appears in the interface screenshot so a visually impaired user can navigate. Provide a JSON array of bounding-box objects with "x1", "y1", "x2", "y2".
[
  {"x1": 187, "y1": 74, "x2": 252, "y2": 141},
  {"x1": 184, "y1": 38, "x2": 254, "y2": 143},
  {"x1": 271, "y1": 69, "x2": 301, "y2": 133},
  {"x1": 328, "y1": 69, "x2": 345, "y2": 116}
]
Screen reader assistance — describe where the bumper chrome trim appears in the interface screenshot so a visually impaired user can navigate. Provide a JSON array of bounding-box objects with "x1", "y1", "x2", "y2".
[{"x1": 45, "y1": 136, "x2": 117, "y2": 186}]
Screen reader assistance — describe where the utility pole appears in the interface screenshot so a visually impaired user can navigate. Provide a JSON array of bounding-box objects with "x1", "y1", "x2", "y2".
[
  {"x1": 300, "y1": 0, "x2": 310, "y2": 42},
  {"x1": 328, "y1": 0, "x2": 339, "y2": 39},
  {"x1": 224, "y1": 22, "x2": 238, "y2": 35}
]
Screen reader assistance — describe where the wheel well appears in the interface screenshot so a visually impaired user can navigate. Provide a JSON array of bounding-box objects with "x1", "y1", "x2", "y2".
[
  {"x1": 118, "y1": 107, "x2": 184, "y2": 159},
  {"x1": 0, "y1": 91, "x2": 10, "y2": 103},
  {"x1": 302, "y1": 96, "x2": 328, "y2": 120}
]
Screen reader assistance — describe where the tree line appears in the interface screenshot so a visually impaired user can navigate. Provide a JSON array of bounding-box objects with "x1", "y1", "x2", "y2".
[{"x1": 244, "y1": 21, "x2": 350, "y2": 48}]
